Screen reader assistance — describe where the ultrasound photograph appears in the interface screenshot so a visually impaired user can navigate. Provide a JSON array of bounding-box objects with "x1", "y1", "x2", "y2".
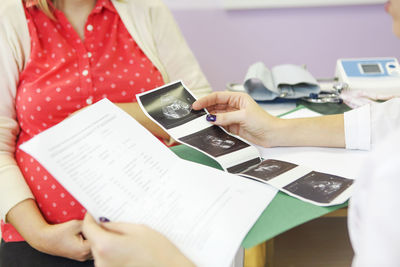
[
  {"x1": 242, "y1": 159, "x2": 297, "y2": 182},
  {"x1": 226, "y1": 158, "x2": 262, "y2": 174},
  {"x1": 138, "y1": 81, "x2": 207, "y2": 129},
  {"x1": 179, "y1": 126, "x2": 250, "y2": 158},
  {"x1": 283, "y1": 171, "x2": 354, "y2": 204}
]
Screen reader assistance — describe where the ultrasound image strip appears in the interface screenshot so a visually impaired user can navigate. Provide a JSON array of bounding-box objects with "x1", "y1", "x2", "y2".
[
  {"x1": 241, "y1": 159, "x2": 298, "y2": 182},
  {"x1": 283, "y1": 171, "x2": 354, "y2": 204},
  {"x1": 138, "y1": 81, "x2": 354, "y2": 206}
]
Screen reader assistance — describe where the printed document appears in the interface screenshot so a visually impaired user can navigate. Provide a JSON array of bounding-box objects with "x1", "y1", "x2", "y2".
[{"x1": 20, "y1": 99, "x2": 277, "y2": 267}]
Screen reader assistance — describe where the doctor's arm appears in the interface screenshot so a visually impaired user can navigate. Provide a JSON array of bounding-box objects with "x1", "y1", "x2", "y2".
[{"x1": 193, "y1": 92, "x2": 346, "y2": 148}]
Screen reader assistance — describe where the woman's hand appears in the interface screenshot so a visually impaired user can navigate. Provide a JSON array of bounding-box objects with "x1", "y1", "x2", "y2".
[
  {"x1": 6, "y1": 199, "x2": 92, "y2": 262},
  {"x1": 82, "y1": 214, "x2": 195, "y2": 267},
  {"x1": 34, "y1": 220, "x2": 92, "y2": 261},
  {"x1": 192, "y1": 92, "x2": 281, "y2": 147}
]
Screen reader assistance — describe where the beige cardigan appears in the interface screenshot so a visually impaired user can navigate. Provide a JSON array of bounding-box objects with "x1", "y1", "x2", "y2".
[{"x1": 0, "y1": 0, "x2": 212, "y2": 221}]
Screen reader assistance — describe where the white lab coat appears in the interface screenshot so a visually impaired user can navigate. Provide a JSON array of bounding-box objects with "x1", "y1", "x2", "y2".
[{"x1": 345, "y1": 98, "x2": 400, "y2": 267}]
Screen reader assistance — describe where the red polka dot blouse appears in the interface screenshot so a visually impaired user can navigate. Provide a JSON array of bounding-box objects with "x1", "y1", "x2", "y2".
[{"x1": 1, "y1": 0, "x2": 164, "y2": 242}]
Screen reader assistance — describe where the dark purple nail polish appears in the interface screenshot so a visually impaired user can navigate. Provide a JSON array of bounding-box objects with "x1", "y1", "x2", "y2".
[
  {"x1": 206, "y1": 114, "x2": 216, "y2": 122},
  {"x1": 99, "y1": 217, "x2": 110, "y2": 223}
]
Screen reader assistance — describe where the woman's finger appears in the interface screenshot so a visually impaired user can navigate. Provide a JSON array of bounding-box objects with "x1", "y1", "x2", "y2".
[
  {"x1": 82, "y1": 214, "x2": 113, "y2": 244},
  {"x1": 207, "y1": 110, "x2": 246, "y2": 127},
  {"x1": 193, "y1": 92, "x2": 246, "y2": 110},
  {"x1": 100, "y1": 222, "x2": 146, "y2": 235}
]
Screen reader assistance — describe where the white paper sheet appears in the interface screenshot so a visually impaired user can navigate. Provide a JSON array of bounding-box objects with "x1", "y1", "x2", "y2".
[{"x1": 20, "y1": 99, "x2": 277, "y2": 267}]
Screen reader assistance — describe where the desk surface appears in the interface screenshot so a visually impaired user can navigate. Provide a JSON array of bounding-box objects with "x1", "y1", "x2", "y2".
[{"x1": 170, "y1": 145, "x2": 347, "y2": 249}]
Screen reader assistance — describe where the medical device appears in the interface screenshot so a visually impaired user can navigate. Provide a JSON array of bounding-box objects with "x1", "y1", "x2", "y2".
[
  {"x1": 335, "y1": 57, "x2": 400, "y2": 95},
  {"x1": 301, "y1": 82, "x2": 346, "y2": 104},
  {"x1": 227, "y1": 81, "x2": 345, "y2": 104}
]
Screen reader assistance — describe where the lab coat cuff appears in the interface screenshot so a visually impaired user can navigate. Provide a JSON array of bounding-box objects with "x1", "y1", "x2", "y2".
[{"x1": 344, "y1": 104, "x2": 371, "y2": 150}]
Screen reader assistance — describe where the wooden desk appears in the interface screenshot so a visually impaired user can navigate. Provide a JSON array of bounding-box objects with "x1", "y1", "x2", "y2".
[{"x1": 243, "y1": 208, "x2": 348, "y2": 267}]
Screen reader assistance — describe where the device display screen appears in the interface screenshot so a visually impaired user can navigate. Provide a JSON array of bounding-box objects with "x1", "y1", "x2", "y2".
[{"x1": 360, "y1": 64, "x2": 382, "y2": 74}]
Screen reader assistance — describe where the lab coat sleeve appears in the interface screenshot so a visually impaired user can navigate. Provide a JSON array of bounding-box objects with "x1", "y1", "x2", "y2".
[
  {"x1": 348, "y1": 128, "x2": 400, "y2": 267},
  {"x1": 344, "y1": 98, "x2": 400, "y2": 150},
  {"x1": 344, "y1": 104, "x2": 371, "y2": 150},
  {"x1": 0, "y1": 9, "x2": 34, "y2": 222}
]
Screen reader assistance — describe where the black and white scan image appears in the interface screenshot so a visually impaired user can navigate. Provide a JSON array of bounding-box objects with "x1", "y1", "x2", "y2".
[
  {"x1": 283, "y1": 171, "x2": 354, "y2": 204},
  {"x1": 227, "y1": 158, "x2": 262, "y2": 174},
  {"x1": 243, "y1": 159, "x2": 297, "y2": 182},
  {"x1": 179, "y1": 126, "x2": 250, "y2": 158},
  {"x1": 138, "y1": 81, "x2": 207, "y2": 129}
]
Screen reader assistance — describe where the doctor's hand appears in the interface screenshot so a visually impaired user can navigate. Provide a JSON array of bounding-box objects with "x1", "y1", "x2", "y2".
[
  {"x1": 82, "y1": 214, "x2": 195, "y2": 267},
  {"x1": 192, "y1": 92, "x2": 282, "y2": 147},
  {"x1": 193, "y1": 91, "x2": 346, "y2": 148}
]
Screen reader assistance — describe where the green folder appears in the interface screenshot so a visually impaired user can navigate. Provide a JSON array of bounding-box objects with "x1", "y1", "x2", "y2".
[
  {"x1": 170, "y1": 104, "x2": 349, "y2": 249},
  {"x1": 170, "y1": 145, "x2": 347, "y2": 249}
]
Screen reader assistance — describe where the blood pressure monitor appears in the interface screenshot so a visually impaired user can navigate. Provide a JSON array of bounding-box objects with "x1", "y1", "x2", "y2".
[{"x1": 335, "y1": 58, "x2": 400, "y2": 95}]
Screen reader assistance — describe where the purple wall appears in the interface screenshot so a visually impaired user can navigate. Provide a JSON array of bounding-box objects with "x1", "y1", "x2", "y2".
[{"x1": 171, "y1": 5, "x2": 400, "y2": 90}]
